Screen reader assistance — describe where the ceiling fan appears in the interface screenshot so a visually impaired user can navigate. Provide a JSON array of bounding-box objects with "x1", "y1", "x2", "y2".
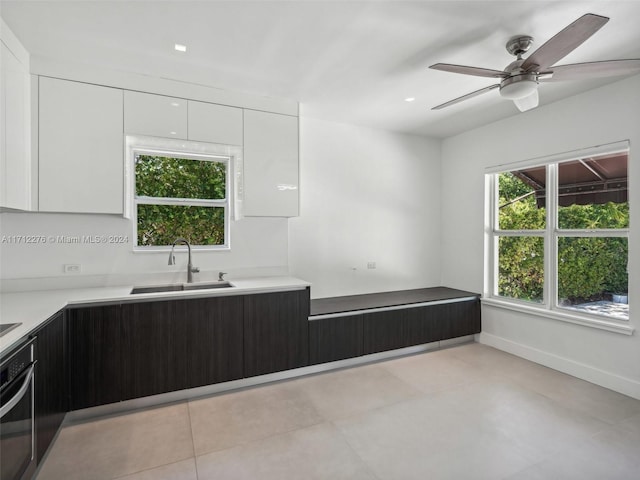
[{"x1": 429, "y1": 13, "x2": 640, "y2": 112}]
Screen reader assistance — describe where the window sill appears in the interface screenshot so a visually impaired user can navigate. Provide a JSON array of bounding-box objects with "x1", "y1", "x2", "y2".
[
  {"x1": 481, "y1": 297, "x2": 634, "y2": 336},
  {"x1": 132, "y1": 245, "x2": 230, "y2": 253}
]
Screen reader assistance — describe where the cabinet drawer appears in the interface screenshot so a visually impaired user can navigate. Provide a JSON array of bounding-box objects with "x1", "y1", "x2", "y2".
[
  {"x1": 309, "y1": 314, "x2": 363, "y2": 365},
  {"x1": 363, "y1": 306, "x2": 440, "y2": 355}
]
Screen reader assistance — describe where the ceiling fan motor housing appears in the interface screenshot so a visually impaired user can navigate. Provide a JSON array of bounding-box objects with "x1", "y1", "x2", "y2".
[
  {"x1": 505, "y1": 35, "x2": 534, "y2": 57},
  {"x1": 499, "y1": 73, "x2": 539, "y2": 99}
]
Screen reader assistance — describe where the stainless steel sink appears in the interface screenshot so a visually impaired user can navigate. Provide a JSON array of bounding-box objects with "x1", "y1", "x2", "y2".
[
  {"x1": 130, "y1": 281, "x2": 233, "y2": 294},
  {"x1": 183, "y1": 281, "x2": 233, "y2": 291}
]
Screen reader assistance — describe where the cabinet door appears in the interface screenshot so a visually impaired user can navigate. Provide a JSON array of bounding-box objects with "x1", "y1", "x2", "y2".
[
  {"x1": 363, "y1": 306, "x2": 440, "y2": 355},
  {"x1": 121, "y1": 296, "x2": 244, "y2": 400},
  {"x1": 39, "y1": 77, "x2": 123, "y2": 213},
  {"x1": 309, "y1": 314, "x2": 363, "y2": 365},
  {"x1": 67, "y1": 305, "x2": 121, "y2": 411},
  {"x1": 243, "y1": 110, "x2": 299, "y2": 217},
  {"x1": 174, "y1": 296, "x2": 244, "y2": 388},
  {"x1": 33, "y1": 310, "x2": 66, "y2": 463},
  {"x1": 0, "y1": 43, "x2": 31, "y2": 210},
  {"x1": 188, "y1": 101, "x2": 242, "y2": 145},
  {"x1": 120, "y1": 300, "x2": 174, "y2": 400},
  {"x1": 124, "y1": 91, "x2": 187, "y2": 139},
  {"x1": 439, "y1": 299, "x2": 481, "y2": 340},
  {"x1": 244, "y1": 289, "x2": 310, "y2": 377}
]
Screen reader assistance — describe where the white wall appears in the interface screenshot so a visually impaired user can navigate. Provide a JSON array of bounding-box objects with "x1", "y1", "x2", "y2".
[
  {"x1": 1, "y1": 115, "x2": 442, "y2": 296},
  {"x1": 0, "y1": 213, "x2": 289, "y2": 289},
  {"x1": 289, "y1": 117, "x2": 442, "y2": 299},
  {"x1": 441, "y1": 74, "x2": 640, "y2": 398}
]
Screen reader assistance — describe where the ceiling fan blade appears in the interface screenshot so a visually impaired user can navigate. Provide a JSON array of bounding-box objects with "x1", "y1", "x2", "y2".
[
  {"x1": 539, "y1": 59, "x2": 640, "y2": 81},
  {"x1": 513, "y1": 90, "x2": 539, "y2": 112},
  {"x1": 432, "y1": 84, "x2": 499, "y2": 110},
  {"x1": 522, "y1": 13, "x2": 609, "y2": 71},
  {"x1": 429, "y1": 63, "x2": 509, "y2": 78}
]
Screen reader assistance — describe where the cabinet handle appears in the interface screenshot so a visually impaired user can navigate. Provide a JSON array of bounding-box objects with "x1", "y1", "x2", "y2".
[{"x1": 0, "y1": 363, "x2": 35, "y2": 419}]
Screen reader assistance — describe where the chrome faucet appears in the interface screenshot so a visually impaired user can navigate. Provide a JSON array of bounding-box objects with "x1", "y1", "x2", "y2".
[{"x1": 168, "y1": 237, "x2": 199, "y2": 283}]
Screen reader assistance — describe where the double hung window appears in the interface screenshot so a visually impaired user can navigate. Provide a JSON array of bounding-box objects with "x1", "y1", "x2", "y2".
[
  {"x1": 133, "y1": 150, "x2": 229, "y2": 248},
  {"x1": 487, "y1": 144, "x2": 629, "y2": 321}
]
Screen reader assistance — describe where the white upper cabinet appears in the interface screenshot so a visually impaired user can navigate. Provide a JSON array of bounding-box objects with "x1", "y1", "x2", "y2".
[
  {"x1": 0, "y1": 41, "x2": 31, "y2": 211},
  {"x1": 243, "y1": 110, "x2": 299, "y2": 217},
  {"x1": 187, "y1": 101, "x2": 242, "y2": 145},
  {"x1": 124, "y1": 91, "x2": 187, "y2": 139},
  {"x1": 39, "y1": 77, "x2": 124, "y2": 213}
]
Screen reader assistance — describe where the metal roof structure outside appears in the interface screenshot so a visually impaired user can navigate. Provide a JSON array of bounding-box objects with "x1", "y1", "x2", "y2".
[{"x1": 512, "y1": 152, "x2": 628, "y2": 208}]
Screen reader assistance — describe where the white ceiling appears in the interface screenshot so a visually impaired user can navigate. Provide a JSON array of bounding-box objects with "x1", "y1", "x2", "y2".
[{"x1": 2, "y1": 0, "x2": 640, "y2": 138}]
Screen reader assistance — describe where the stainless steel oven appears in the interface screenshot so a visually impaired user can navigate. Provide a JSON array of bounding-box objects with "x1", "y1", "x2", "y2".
[{"x1": 1, "y1": 338, "x2": 37, "y2": 480}]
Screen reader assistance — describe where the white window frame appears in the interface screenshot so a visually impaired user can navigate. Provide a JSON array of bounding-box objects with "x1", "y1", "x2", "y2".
[
  {"x1": 125, "y1": 135, "x2": 244, "y2": 251},
  {"x1": 484, "y1": 141, "x2": 632, "y2": 335}
]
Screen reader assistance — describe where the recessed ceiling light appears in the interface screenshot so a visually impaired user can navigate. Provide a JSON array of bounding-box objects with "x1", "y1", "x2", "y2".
[
  {"x1": 174, "y1": 44, "x2": 187, "y2": 52},
  {"x1": 405, "y1": 97, "x2": 416, "y2": 102},
  {"x1": 170, "y1": 102, "x2": 180, "y2": 107}
]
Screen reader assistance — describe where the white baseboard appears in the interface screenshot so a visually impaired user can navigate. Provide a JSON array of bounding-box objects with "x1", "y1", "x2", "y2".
[{"x1": 479, "y1": 332, "x2": 640, "y2": 400}]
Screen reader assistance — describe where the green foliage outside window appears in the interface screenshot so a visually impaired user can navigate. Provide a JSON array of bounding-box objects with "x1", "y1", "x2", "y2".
[
  {"x1": 497, "y1": 172, "x2": 628, "y2": 304},
  {"x1": 498, "y1": 173, "x2": 545, "y2": 302},
  {"x1": 498, "y1": 236, "x2": 544, "y2": 302},
  {"x1": 135, "y1": 155, "x2": 227, "y2": 247}
]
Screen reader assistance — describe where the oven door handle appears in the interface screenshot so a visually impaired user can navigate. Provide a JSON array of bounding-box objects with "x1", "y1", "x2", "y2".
[{"x1": 0, "y1": 363, "x2": 35, "y2": 419}]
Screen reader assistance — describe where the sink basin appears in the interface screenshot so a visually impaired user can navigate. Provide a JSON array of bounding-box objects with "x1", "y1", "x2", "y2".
[
  {"x1": 183, "y1": 281, "x2": 233, "y2": 291},
  {"x1": 130, "y1": 281, "x2": 233, "y2": 294}
]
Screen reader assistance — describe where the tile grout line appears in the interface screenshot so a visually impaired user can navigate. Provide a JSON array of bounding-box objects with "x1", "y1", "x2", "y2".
[
  {"x1": 185, "y1": 399, "x2": 200, "y2": 480},
  {"x1": 328, "y1": 418, "x2": 385, "y2": 480}
]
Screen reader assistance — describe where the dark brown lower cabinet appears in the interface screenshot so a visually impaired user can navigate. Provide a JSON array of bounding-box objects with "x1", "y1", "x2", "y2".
[
  {"x1": 440, "y1": 299, "x2": 481, "y2": 339},
  {"x1": 244, "y1": 288, "x2": 310, "y2": 377},
  {"x1": 120, "y1": 296, "x2": 244, "y2": 401},
  {"x1": 309, "y1": 314, "x2": 363, "y2": 365},
  {"x1": 362, "y1": 306, "x2": 440, "y2": 355},
  {"x1": 361, "y1": 299, "x2": 480, "y2": 356},
  {"x1": 33, "y1": 310, "x2": 66, "y2": 463},
  {"x1": 67, "y1": 305, "x2": 122, "y2": 411},
  {"x1": 67, "y1": 290, "x2": 307, "y2": 409}
]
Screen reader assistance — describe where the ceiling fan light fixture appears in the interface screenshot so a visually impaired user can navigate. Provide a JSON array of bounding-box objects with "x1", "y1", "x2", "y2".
[
  {"x1": 513, "y1": 89, "x2": 539, "y2": 112},
  {"x1": 499, "y1": 74, "x2": 538, "y2": 100}
]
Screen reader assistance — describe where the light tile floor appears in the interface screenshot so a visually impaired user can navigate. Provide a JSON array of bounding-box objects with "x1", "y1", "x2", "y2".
[{"x1": 36, "y1": 343, "x2": 640, "y2": 480}]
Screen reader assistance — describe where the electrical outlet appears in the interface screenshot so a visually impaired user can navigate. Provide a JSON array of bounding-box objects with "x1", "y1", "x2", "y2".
[
  {"x1": 64, "y1": 264, "x2": 82, "y2": 274},
  {"x1": 367, "y1": 262, "x2": 376, "y2": 269}
]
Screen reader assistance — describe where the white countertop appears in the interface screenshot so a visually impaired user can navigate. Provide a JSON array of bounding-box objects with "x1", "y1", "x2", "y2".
[{"x1": 0, "y1": 276, "x2": 310, "y2": 356}]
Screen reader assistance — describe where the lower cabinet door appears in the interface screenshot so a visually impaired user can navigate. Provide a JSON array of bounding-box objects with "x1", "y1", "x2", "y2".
[
  {"x1": 67, "y1": 305, "x2": 122, "y2": 411},
  {"x1": 244, "y1": 289, "x2": 310, "y2": 377},
  {"x1": 439, "y1": 299, "x2": 481, "y2": 340},
  {"x1": 120, "y1": 296, "x2": 244, "y2": 400},
  {"x1": 175, "y1": 296, "x2": 244, "y2": 389},
  {"x1": 121, "y1": 301, "x2": 174, "y2": 400},
  {"x1": 309, "y1": 315, "x2": 363, "y2": 365},
  {"x1": 34, "y1": 310, "x2": 66, "y2": 463},
  {"x1": 363, "y1": 306, "x2": 440, "y2": 355}
]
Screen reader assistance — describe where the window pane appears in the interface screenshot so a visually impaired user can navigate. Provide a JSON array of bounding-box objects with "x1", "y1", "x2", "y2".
[
  {"x1": 498, "y1": 236, "x2": 544, "y2": 303},
  {"x1": 558, "y1": 153, "x2": 628, "y2": 229},
  {"x1": 135, "y1": 155, "x2": 226, "y2": 199},
  {"x1": 558, "y1": 237, "x2": 628, "y2": 319},
  {"x1": 498, "y1": 170, "x2": 546, "y2": 230},
  {"x1": 137, "y1": 205, "x2": 225, "y2": 246}
]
